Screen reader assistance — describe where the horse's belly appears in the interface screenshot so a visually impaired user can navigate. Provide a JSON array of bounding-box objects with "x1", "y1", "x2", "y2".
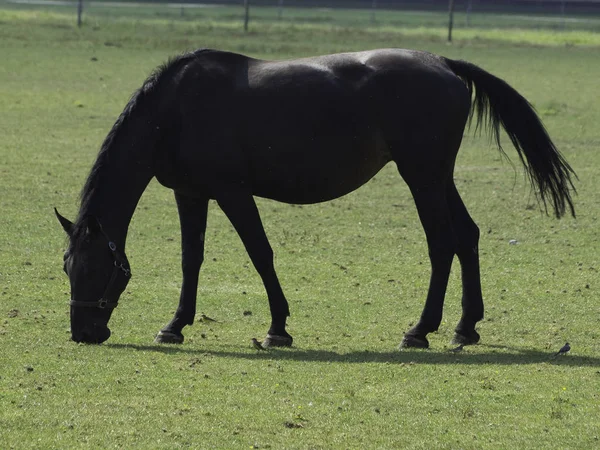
[
  {"x1": 252, "y1": 169, "x2": 384, "y2": 204},
  {"x1": 249, "y1": 137, "x2": 390, "y2": 204}
]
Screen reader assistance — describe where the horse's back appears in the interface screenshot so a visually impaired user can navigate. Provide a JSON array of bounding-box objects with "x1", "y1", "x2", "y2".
[
  {"x1": 180, "y1": 48, "x2": 462, "y2": 95},
  {"x1": 166, "y1": 49, "x2": 471, "y2": 203}
]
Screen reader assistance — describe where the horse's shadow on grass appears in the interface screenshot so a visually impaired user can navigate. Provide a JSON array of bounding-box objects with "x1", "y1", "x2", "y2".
[{"x1": 107, "y1": 343, "x2": 600, "y2": 367}]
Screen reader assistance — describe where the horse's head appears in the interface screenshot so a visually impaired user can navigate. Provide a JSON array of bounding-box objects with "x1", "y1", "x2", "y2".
[{"x1": 55, "y1": 209, "x2": 131, "y2": 344}]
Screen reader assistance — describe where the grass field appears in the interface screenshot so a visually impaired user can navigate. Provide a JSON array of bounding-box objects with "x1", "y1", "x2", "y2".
[{"x1": 1, "y1": 3, "x2": 600, "y2": 448}]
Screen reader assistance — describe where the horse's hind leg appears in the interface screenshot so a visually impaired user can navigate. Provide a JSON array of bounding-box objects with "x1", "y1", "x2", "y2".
[
  {"x1": 400, "y1": 183, "x2": 457, "y2": 349},
  {"x1": 155, "y1": 193, "x2": 209, "y2": 344},
  {"x1": 447, "y1": 182, "x2": 483, "y2": 345},
  {"x1": 216, "y1": 190, "x2": 293, "y2": 347}
]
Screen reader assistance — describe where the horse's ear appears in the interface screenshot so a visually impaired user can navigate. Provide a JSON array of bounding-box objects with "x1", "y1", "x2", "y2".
[
  {"x1": 85, "y1": 215, "x2": 103, "y2": 235},
  {"x1": 55, "y1": 208, "x2": 74, "y2": 236}
]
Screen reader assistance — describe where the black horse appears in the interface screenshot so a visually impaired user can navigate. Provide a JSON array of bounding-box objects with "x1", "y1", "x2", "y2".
[{"x1": 56, "y1": 48, "x2": 575, "y2": 347}]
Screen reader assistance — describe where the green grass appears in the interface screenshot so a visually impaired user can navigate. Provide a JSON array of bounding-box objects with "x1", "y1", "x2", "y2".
[
  {"x1": 1, "y1": 5, "x2": 600, "y2": 449},
  {"x1": 2, "y1": 1, "x2": 600, "y2": 48},
  {"x1": 5, "y1": 1, "x2": 600, "y2": 31}
]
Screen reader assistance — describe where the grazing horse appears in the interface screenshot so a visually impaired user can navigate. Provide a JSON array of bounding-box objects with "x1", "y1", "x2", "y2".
[{"x1": 55, "y1": 48, "x2": 575, "y2": 347}]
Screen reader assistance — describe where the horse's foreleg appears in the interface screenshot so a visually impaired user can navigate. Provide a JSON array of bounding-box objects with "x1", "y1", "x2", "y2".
[
  {"x1": 447, "y1": 183, "x2": 483, "y2": 345},
  {"x1": 155, "y1": 193, "x2": 209, "y2": 344},
  {"x1": 217, "y1": 191, "x2": 293, "y2": 347},
  {"x1": 400, "y1": 185, "x2": 456, "y2": 349}
]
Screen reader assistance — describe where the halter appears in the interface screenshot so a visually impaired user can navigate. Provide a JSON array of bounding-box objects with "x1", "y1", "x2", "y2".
[{"x1": 69, "y1": 238, "x2": 131, "y2": 310}]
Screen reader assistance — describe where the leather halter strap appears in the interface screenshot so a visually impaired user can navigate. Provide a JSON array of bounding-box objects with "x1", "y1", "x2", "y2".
[{"x1": 69, "y1": 240, "x2": 131, "y2": 310}]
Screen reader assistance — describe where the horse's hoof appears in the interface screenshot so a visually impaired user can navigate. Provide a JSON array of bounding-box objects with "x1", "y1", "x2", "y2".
[
  {"x1": 399, "y1": 334, "x2": 429, "y2": 349},
  {"x1": 154, "y1": 330, "x2": 184, "y2": 344},
  {"x1": 262, "y1": 334, "x2": 293, "y2": 348},
  {"x1": 452, "y1": 330, "x2": 480, "y2": 346}
]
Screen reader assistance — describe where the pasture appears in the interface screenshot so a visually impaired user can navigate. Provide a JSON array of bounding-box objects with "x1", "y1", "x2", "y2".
[{"x1": 1, "y1": 3, "x2": 600, "y2": 448}]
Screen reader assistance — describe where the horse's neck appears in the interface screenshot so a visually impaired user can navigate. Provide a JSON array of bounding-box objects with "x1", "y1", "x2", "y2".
[{"x1": 80, "y1": 128, "x2": 155, "y2": 249}]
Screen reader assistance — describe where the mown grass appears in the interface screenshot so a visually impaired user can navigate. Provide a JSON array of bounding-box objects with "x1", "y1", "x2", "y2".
[
  {"x1": 3, "y1": 1, "x2": 600, "y2": 48},
  {"x1": 1, "y1": 5, "x2": 600, "y2": 449},
  {"x1": 5, "y1": 1, "x2": 600, "y2": 31}
]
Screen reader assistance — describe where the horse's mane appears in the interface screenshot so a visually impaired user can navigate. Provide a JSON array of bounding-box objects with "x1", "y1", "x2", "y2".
[{"x1": 73, "y1": 49, "x2": 209, "y2": 240}]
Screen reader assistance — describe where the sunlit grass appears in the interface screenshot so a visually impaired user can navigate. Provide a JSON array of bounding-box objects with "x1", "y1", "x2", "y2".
[
  {"x1": 1, "y1": 6, "x2": 599, "y2": 449},
  {"x1": 1, "y1": 5, "x2": 600, "y2": 51}
]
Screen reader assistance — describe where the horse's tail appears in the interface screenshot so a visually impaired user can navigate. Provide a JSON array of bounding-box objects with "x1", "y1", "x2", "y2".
[{"x1": 443, "y1": 57, "x2": 576, "y2": 218}]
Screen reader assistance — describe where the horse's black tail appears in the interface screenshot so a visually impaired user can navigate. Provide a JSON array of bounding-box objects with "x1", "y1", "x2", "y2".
[{"x1": 443, "y1": 57, "x2": 576, "y2": 218}]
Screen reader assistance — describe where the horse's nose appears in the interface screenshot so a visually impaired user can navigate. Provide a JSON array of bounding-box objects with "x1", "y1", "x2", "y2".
[{"x1": 71, "y1": 325, "x2": 111, "y2": 344}]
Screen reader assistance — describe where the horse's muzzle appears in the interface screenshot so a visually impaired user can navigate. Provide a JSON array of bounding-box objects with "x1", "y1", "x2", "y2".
[{"x1": 71, "y1": 325, "x2": 111, "y2": 344}]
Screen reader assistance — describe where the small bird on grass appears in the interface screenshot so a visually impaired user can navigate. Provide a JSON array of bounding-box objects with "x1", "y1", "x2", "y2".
[
  {"x1": 448, "y1": 344, "x2": 464, "y2": 353},
  {"x1": 251, "y1": 338, "x2": 267, "y2": 351},
  {"x1": 553, "y1": 342, "x2": 570, "y2": 357},
  {"x1": 200, "y1": 314, "x2": 218, "y2": 323}
]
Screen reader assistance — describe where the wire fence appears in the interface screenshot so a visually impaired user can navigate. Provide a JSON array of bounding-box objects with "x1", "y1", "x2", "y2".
[{"x1": 4, "y1": 0, "x2": 600, "y2": 34}]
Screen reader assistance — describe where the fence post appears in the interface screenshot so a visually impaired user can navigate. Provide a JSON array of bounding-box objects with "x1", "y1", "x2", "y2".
[
  {"x1": 371, "y1": 0, "x2": 377, "y2": 24},
  {"x1": 77, "y1": 0, "x2": 83, "y2": 27},
  {"x1": 448, "y1": 0, "x2": 455, "y2": 42},
  {"x1": 278, "y1": 0, "x2": 283, "y2": 21},
  {"x1": 466, "y1": 0, "x2": 472, "y2": 27},
  {"x1": 244, "y1": 0, "x2": 250, "y2": 32}
]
